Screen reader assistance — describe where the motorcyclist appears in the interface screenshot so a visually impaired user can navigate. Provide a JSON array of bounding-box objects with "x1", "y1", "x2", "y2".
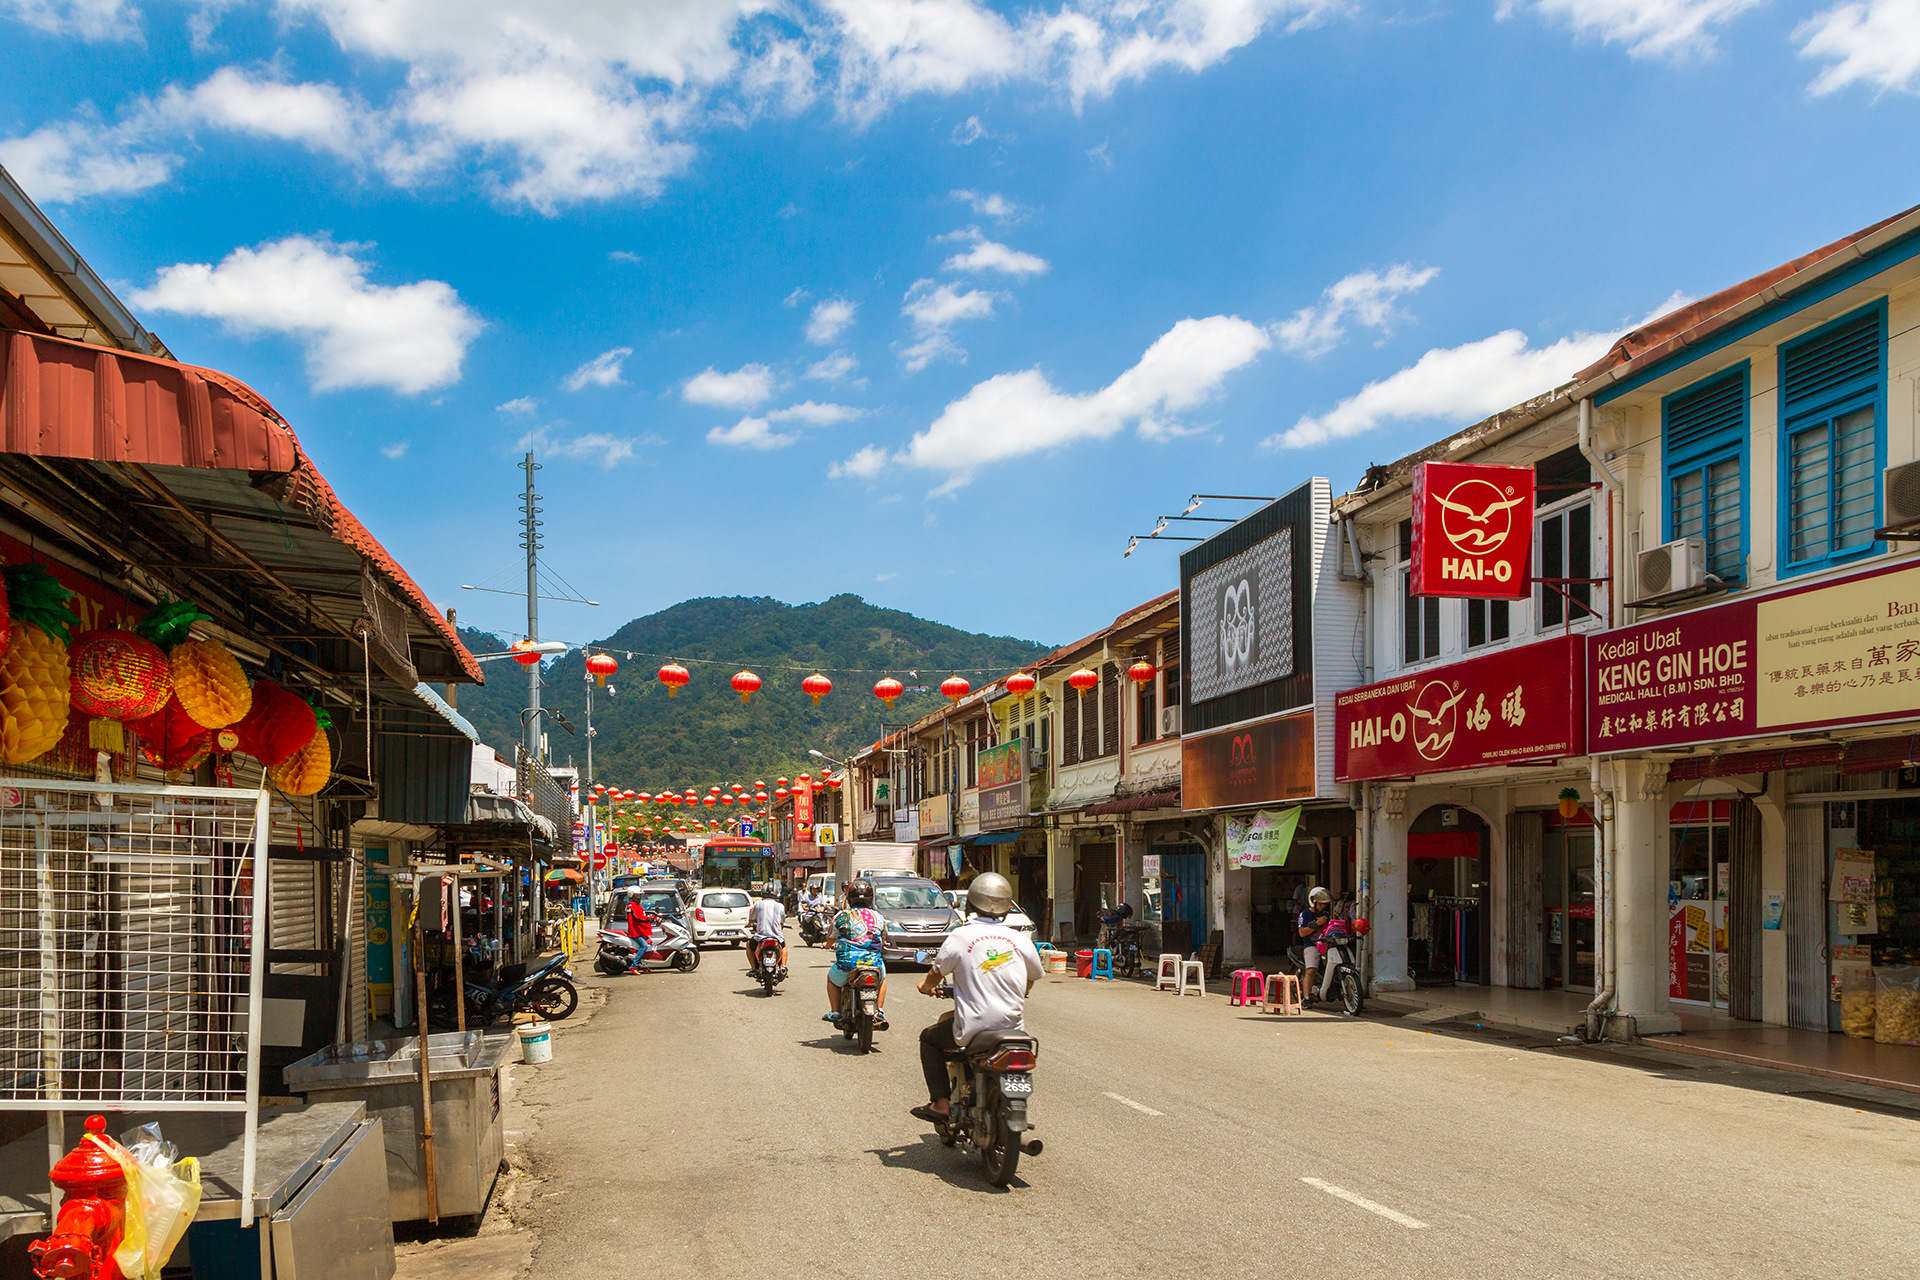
[
  {"x1": 625, "y1": 895, "x2": 654, "y2": 948},
  {"x1": 1298, "y1": 886, "x2": 1332, "y2": 1004},
  {"x1": 747, "y1": 883, "x2": 787, "y2": 975},
  {"x1": 911, "y1": 871, "x2": 1042, "y2": 1125},
  {"x1": 826, "y1": 878, "x2": 887, "y2": 1027}
]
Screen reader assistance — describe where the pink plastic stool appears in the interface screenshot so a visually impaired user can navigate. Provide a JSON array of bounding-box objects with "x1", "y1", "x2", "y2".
[
  {"x1": 1229, "y1": 969, "x2": 1266, "y2": 1007},
  {"x1": 1264, "y1": 972, "x2": 1302, "y2": 1015}
]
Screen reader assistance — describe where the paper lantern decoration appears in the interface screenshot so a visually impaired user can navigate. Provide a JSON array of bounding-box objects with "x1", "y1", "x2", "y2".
[
  {"x1": 798, "y1": 773, "x2": 810, "y2": 782},
  {"x1": 720, "y1": 794, "x2": 734, "y2": 805},
  {"x1": 710, "y1": 785, "x2": 720, "y2": 794},
  {"x1": 168, "y1": 635, "x2": 251, "y2": 730},
  {"x1": 587, "y1": 653, "x2": 619, "y2": 686},
  {"x1": 1005, "y1": 671, "x2": 1036, "y2": 696},
  {"x1": 755, "y1": 790, "x2": 768, "y2": 801},
  {"x1": 70, "y1": 629, "x2": 173, "y2": 751},
  {"x1": 1558, "y1": 788, "x2": 1581, "y2": 820},
  {"x1": 775, "y1": 787, "x2": 788, "y2": 799},
  {"x1": 510, "y1": 640, "x2": 541, "y2": 666},
  {"x1": 754, "y1": 779, "x2": 766, "y2": 788},
  {"x1": 637, "y1": 791, "x2": 651, "y2": 802},
  {"x1": 873, "y1": 677, "x2": 903, "y2": 708},
  {"x1": 826, "y1": 776, "x2": 842, "y2": 789},
  {"x1": 270, "y1": 725, "x2": 332, "y2": 797},
  {"x1": 702, "y1": 795, "x2": 716, "y2": 807},
  {"x1": 1067, "y1": 667, "x2": 1099, "y2": 693},
  {"x1": 940, "y1": 676, "x2": 971, "y2": 705},
  {"x1": 1127, "y1": 660, "x2": 1157, "y2": 685},
  {"x1": 732, "y1": 671, "x2": 761, "y2": 703},
  {"x1": 802, "y1": 673, "x2": 832, "y2": 705},
  {"x1": 233, "y1": 680, "x2": 318, "y2": 769},
  {"x1": 658, "y1": 662, "x2": 690, "y2": 696},
  {"x1": 128, "y1": 697, "x2": 212, "y2": 774}
]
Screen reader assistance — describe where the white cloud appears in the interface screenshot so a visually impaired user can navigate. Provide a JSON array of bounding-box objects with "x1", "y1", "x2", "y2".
[
  {"x1": 130, "y1": 235, "x2": 483, "y2": 394},
  {"x1": 769, "y1": 400, "x2": 863, "y2": 424},
  {"x1": 841, "y1": 314, "x2": 1270, "y2": 491},
  {"x1": 2, "y1": 0, "x2": 135, "y2": 40},
  {"x1": 806, "y1": 297, "x2": 857, "y2": 344},
  {"x1": 1276, "y1": 263, "x2": 1439, "y2": 358},
  {"x1": 516, "y1": 428, "x2": 651, "y2": 465},
  {"x1": 806, "y1": 351, "x2": 861, "y2": 382},
  {"x1": 682, "y1": 362, "x2": 777, "y2": 407},
  {"x1": 783, "y1": 286, "x2": 810, "y2": 307},
  {"x1": 609, "y1": 249, "x2": 643, "y2": 264},
  {"x1": 382, "y1": 440, "x2": 411, "y2": 459},
  {"x1": 708, "y1": 416, "x2": 800, "y2": 449},
  {"x1": 940, "y1": 227, "x2": 1049, "y2": 277},
  {"x1": 497, "y1": 396, "x2": 538, "y2": 414},
  {"x1": 951, "y1": 188, "x2": 1023, "y2": 221},
  {"x1": 1798, "y1": 0, "x2": 1920, "y2": 94},
  {"x1": 158, "y1": 68, "x2": 375, "y2": 156},
  {"x1": 1265, "y1": 292, "x2": 1694, "y2": 450},
  {"x1": 875, "y1": 571, "x2": 897, "y2": 581},
  {"x1": 899, "y1": 278, "x2": 998, "y2": 371},
  {"x1": 951, "y1": 115, "x2": 988, "y2": 143},
  {"x1": 1509, "y1": 0, "x2": 1759, "y2": 59},
  {"x1": 561, "y1": 346, "x2": 632, "y2": 391},
  {"x1": 0, "y1": 117, "x2": 174, "y2": 202}
]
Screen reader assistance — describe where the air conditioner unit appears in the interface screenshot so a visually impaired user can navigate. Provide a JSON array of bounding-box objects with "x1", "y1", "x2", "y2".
[
  {"x1": 1637, "y1": 537, "x2": 1706, "y2": 601},
  {"x1": 1160, "y1": 705, "x2": 1182, "y2": 736},
  {"x1": 1026, "y1": 746, "x2": 1047, "y2": 771},
  {"x1": 1885, "y1": 460, "x2": 1920, "y2": 532}
]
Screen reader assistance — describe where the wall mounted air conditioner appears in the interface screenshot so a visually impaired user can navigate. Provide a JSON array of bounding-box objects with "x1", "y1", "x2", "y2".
[
  {"x1": 1883, "y1": 460, "x2": 1920, "y2": 533},
  {"x1": 1636, "y1": 537, "x2": 1706, "y2": 602},
  {"x1": 1026, "y1": 746, "x2": 1047, "y2": 771},
  {"x1": 1160, "y1": 705, "x2": 1182, "y2": 737}
]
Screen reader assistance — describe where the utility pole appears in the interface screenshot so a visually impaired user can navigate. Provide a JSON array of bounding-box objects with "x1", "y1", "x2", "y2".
[{"x1": 521, "y1": 452, "x2": 543, "y2": 762}]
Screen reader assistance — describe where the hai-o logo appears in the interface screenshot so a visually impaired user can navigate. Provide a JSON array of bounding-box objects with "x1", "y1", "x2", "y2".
[
  {"x1": 1410, "y1": 680, "x2": 1466, "y2": 762},
  {"x1": 1434, "y1": 477, "x2": 1527, "y2": 557}
]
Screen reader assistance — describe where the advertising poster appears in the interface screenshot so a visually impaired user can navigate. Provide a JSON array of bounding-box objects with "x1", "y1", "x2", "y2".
[
  {"x1": 1182, "y1": 709, "x2": 1315, "y2": 810},
  {"x1": 1225, "y1": 806, "x2": 1303, "y2": 868},
  {"x1": 1409, "y1": 461, "x2": 1534, "y2": 599},
  {"x1": 977, "y1": 739, "x2": 1027, "y2": 829}
]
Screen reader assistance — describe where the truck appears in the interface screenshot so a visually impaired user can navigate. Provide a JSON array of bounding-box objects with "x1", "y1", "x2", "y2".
[{"x1": 825, "y1": 841, "x2": 919, "y2": 899}]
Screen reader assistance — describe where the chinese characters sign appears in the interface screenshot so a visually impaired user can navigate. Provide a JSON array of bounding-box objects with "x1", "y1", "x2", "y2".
[
  {"x1": 977, "y1": 739, "x2": 1027, "y2": 829},
  {"x1": 1334, "y1": 635, "x2": 1584, "y2": 781},
  {"x1": 1589, "y1": 560, "x2": 1920, "y2": 751},
  {"x1": 1411, "y1": 461, "x2": 1534, "y2": 599},
  {"x1": 1226, "y1": 807, "x2": 1303, "y2": 868}
]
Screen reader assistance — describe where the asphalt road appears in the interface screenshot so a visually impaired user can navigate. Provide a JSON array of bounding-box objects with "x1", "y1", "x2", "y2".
[{"x1": 507, "y1": 929, "x2": 1920, "y2": 1280}]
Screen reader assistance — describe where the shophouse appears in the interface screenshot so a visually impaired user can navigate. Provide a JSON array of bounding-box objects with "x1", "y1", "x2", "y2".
[{"x1": 1338, "y1": 203, "x2": 1920, "y2": 1045}]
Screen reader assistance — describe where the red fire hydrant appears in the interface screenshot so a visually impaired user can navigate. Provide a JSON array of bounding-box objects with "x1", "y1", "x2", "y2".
[{"x1": 28, "y1": 1116, "x2": 127, "y2": 1280}]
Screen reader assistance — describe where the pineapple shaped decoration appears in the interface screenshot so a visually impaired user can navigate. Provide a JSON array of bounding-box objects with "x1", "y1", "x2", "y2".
[
  {"x1": 0, "y1": 564, "x2": 80, "y2": 765},
  {"x1": 70, "y1": 613, "x2": 175, "y2": 752},
  {"x1": 147, "y1": 602, "x2": 252, "y2": 730},
  {"x1": 271, "y1": 711, "x2": 332, "y2": 797}
]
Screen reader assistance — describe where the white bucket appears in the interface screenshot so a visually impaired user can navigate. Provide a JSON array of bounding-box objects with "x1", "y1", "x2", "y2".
[{"x1": 517, "y1": 1021, "x2": 553, "y2": 1064}]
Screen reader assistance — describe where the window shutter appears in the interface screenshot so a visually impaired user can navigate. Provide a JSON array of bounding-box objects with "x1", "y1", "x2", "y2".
[
  {"x1": 1081, "y1": 677, "x2": 1100, "y2": 762},
  {"x1": 1162, "y1": 632, "x2": 1179, "y2": 664},
  {"x1": 1100, "y1": 663, "x2": 1120, "y2": 758},
  {"x1": 1062, "y1": 690, "x2": 1080, "y2": 766},
  {"x1": 1664, "y1": 367, "x2": 1746, "y2": 463},
  {"x1": 1784, "y1": 309, "x2": 1881, "y2": 413}
]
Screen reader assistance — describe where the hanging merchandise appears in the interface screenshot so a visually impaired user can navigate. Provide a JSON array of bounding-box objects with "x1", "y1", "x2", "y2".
[
  {"x1": 232, "y1": 680, "x2": 318, "y2": 768},
  {"x1": 802, "y1": 673, "x2": 832, "y2": 705},
  {"x1": 127, "y1": 697, "x2": 213, "y2": 774},
  {"x1": 69, "y1": 623, "x2": 174, "y2": 751},
  {"x1": 658, "y1": 662, "x2": 690, "y2": 696},
  {"x1": 0, "y1": 564, "x2": 80, "y2": 765},
  {"x1": 732, "y1": 671, "x2": 761, "y2": 703},
  {"x1": 874, "y1": 677, "x2": 903, "y2": 707},
  {"x1": 270, "y1": 713, "x2": 333, "y2": 796}
]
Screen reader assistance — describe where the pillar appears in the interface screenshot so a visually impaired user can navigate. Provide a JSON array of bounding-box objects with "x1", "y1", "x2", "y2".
[
  {"x1": 1612, "y1": 758, "x2": 1681, "y2": 1035},
  {"x1": 1046, "y1": 825, "x2": 1074, "y2": 947},
  {"x1": 1756, "y1": 772, "x2": 1788, "y2": 1025},
  {"x1": 1370, "y1": 784, "x2": 1414, "y2": 992},
  {"x1": 1223, "y1": 867, "x2": 1252, "y2": 964}
]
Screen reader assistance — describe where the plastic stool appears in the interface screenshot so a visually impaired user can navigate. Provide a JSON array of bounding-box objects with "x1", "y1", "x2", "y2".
[
  {"x1": 1264, "y1": 972, "x2": 1302, "y2": 1015},
  {"x1": 1177, "y1": 959, "x2": 1206, "y2": 997},
  {"x1": 1155, "y1": 954, "x2": 1181, "y2": 991},
  {"x1": 1090, "y1": 948, "x2": 1114, "y2": 980},
  {"x1": 1229, "y1": 969, "x2": 1265, "y2": 1006}
]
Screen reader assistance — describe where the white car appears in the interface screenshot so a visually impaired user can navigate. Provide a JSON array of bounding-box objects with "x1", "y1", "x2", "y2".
[
  {"x1": 692, "y1": 888, "x2": 754, "y2": 947},
  {"x1": 942, "y1": 888, "x2": 1037, "y2": 938}
]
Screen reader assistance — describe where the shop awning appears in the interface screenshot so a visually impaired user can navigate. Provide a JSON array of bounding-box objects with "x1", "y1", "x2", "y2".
[
  {"x1": 1083, "y1": 789, "x2": 1181, "y2": 815},
  {"x1": 965, "y1": 832, "x2": 1021, "y2": 845}
]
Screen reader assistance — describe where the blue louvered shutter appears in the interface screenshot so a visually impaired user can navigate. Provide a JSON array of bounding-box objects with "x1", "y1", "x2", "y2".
[
  {"x1": 1663, "y1": 365, "x2": 1748, "y2": 582},
  {"x1": 1780, "y1": 305, "x2": 1883, "y2": 571}
]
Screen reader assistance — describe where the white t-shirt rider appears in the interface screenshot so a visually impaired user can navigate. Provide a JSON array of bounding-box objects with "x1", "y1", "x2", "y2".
[
  {"x1": 749, "y1": 898, "x2": 785, "y2": 940},
  {"x1": 933, "y1": 916, "x2": 1043, "y2": 1047}
]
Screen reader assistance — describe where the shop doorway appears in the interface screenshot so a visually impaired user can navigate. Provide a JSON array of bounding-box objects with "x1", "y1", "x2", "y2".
[
  {"x1": 1250, "y1": 843, "x2": 1324, "y2": 957},
  {"x1": 1543, "y1": 822, "x2": 1596, "y2": 992},
  {"x1": 1075, "y1": 841, "x2": 1116, "y2": 939},
  {"x1": 1013, "y1": 854, "x2": 1046, "y2": 922},
  {"x1": 1408, "y1": 805, "x2": 1490, "y2": 985},
  {"x1": 1669, "y1": 799, "x2": 1732, "y2": 1008},
  {"x1": 1156, "y1": 843, "x2": 1207, "y2": 955}
]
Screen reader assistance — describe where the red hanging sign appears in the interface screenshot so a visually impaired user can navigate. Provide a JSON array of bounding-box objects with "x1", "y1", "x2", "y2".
[{"x1": 1410, "y1": 461, "x2": 1533, "y2": 599}]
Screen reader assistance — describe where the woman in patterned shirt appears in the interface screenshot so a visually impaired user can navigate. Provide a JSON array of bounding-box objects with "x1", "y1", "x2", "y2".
[{"x1": 825, "y1": 878, "x2": 888, "y2": 1026}]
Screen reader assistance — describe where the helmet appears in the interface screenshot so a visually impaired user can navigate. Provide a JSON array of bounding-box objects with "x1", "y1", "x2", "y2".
[
  {"x1": 763, "y1": 884, "x2": 781, "y2": 900},
  {"x1": 1307, "y1": 886, "x2": 1330, "y2": 907},
  {"x1": 966, "y1": 871, "x2": 1014, "y2": 918},
  {"x1": 845, "y1": 878, "x2": 874, "y2": 907}
]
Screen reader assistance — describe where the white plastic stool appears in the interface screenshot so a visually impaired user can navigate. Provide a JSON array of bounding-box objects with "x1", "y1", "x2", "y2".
[
  {"x1": 1155, "y1": 954, "x2": 1181, "y2": 991},
  {"x1": 1178, "y1": 958, "x2": 1206, "y2": 997}
]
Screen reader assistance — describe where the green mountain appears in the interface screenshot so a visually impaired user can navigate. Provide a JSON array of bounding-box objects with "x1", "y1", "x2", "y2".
[{"x1": 451, "y1": 594, "x2": 1051, "y2": 792}]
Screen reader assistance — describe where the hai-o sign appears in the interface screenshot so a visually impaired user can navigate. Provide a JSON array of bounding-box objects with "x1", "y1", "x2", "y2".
[{"x1": 1411, "y1": 461, "x2": 1534, "y2": 599}]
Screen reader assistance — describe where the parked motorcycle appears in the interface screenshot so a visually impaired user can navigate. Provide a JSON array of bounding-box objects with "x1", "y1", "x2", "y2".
[
  {"x1": 798, "y1": 907, "x2": 830, "y2": 947},
  {"x1": 929, "y1": 986, "x2": 1042, "y2": 1187},
  {"x1": 434, "y1": 950, "x2": 577, "y2": 1027},
  {"x1": 1098, "y1": 904, "x2": 1143, "y2": 979},
  {"x1": 1288, "y1": 898, "x2": 1369, "y2": 1015},
  {"x1": 836, "y1": 963, "x2": 885, "y2": 1053},
  {"x1": 749, "y1": 935, "x2": 786, "y2": 995},
  {"x1": 596, "y1": 911, "x2": 700, "y2": 975}
]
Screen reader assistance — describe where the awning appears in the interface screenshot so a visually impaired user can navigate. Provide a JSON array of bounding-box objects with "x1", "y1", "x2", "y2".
[
  {"x1": 1083, "y1": 789, "x2": 1182, "y2": 816},
  {"x1": 965, "y1": 832, "x2": 1021, "y2": 845},
  {"x1": 413, "y1": 682, "x2": 480, "y2": 743}
]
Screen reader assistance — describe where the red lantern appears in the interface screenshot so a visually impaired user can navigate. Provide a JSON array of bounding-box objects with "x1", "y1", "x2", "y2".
[
  {"x1": 720, "y1": 794, "x2": 734, "y2": 805},
  {"x1": 622, "y1": 789, "x2": 635, "y2": 799},
  {"x1": 1067, "y1": 667, "x2": 1098, "y2": 693},
  {"x1": 510, "y1": 640, "x2": 541, "y2": 666},
  {"x1": 657, "y1": 662, "x2": 690, "y2": 696},
  {"x1": 637, "y1": 791, "x2": 651, "y2": 802},
  {"x1": 710, "y1": 785, "x2": 720, "y2": 794},
  {"x1": 873, "y1": 677, "x2": 904, "y2": 708},
  {"x1": 775, "y1": 787, "x2": 788, "y2": 799},
  {"x1": 802, "y1": 673, "x2": 832, "y2": 705},
  {"x1": 827, "y1": 776, "x2": 842, "y2": 789},
  {"x1": 1127, "y1": 660, "x2": 1157, "y2": 685},
  {"x1": 755, "y1": 790, "x2": 768, "y2": 801},
  {"x1": 586, "y1": 653, "x2": 619, "y2": 686},
  {"x1": 128, "y1": 696, "x2": 212, "y2": 773},
  {"x1": 940, "y1": 675, "x2": 970, "y2": 704},
  {"x1": 233, "y1": 680, "x2": 318, "y2": 768},
  {"x1": 1005, "y1": 671, "x2": 1036, "y2": 696},
  {"x1": 798, "y1": 773, "x2": 810, "y2": 782},
  {"x1": 703, "y1": 795, "x2": 716, "y2": 807},
  {"x1": 776, "y1": 777, "x2": 789, "y2": 787},
  {"x1": 731, "y1": 670, "x2": 761, "y2": 703},
  {"x1": 754, "y1": 779, "x2": 766, "y2": 788}
]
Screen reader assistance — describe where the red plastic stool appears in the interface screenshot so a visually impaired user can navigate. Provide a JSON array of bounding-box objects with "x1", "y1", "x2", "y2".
[{"x1": 1229, "y1": 969, "x2": 1266, "y2": 1007}]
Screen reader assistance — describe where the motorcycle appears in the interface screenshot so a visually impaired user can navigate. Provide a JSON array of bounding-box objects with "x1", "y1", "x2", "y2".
[
  {"x1": 1287, "y1": 898, "x2": 1370, "y2": 1015},
  {"x1": 836, "y1": 963, "x2": 885, "y2": 1053},
  {"x1": 434, "y1": 950, "x2": 577, "y2": 1027},
  {"x1": 596, "y1": 911, "x2": 701, "y2": 975},
  {"x1": 798, "y1": 907, "x2": 830, "y2": 947},
  {"x1": 749, "y1": 935, "x2": 786, "y2": 995},
  {"x1": 930, "y1": 986, "x2": 1042, "y2": 1188},
  {"x1": 1098, "y1": 904, "x2": 1143, "y2": 979}
]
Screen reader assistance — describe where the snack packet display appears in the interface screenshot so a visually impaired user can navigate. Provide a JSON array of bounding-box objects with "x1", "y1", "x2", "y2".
[
  {"x1": 1841, "y1": 964, "x2": 1877, "y2": 1039},
  {"x1": 1873, "y1": 967, "x2": 1920, "y2": 1047}
]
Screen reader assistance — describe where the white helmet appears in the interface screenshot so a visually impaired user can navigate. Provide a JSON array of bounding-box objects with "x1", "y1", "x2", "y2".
[{"x1": 1307, "y1": 886, "x2": 1330, "y2": 907}]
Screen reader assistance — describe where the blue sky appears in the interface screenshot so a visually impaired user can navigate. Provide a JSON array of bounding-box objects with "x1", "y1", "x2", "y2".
[{"x1": 4, "y1": 0, "x2": 1918, "y2": 651}]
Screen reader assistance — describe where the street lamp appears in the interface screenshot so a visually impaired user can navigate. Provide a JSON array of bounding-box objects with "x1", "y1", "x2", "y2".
[{"x1": 470, "y1": 640, "x2": 568, "y2": 662}]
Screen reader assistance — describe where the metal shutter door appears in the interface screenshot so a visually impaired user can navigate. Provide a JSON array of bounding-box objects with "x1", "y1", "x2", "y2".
[
  {"x1": 1785, "y1": 805, "x2": 1826, "y2": 1031},
  {"x1": 270, "y1": 857, "x2": 320, "y2": 975}
]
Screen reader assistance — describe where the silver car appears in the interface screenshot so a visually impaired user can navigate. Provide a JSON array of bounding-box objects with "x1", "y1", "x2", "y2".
[{"x1": 870, "y1": 877, "x2": 959, "y2": 965}]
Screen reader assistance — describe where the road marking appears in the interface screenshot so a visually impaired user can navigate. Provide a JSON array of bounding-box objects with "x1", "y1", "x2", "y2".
[
  {"x1": 1301, "y1": 1178, "x2": 1427, "y2": 1229},
  {"x1": 1103, "y1": 1091, "x2": 1163, "y2": 1116}
]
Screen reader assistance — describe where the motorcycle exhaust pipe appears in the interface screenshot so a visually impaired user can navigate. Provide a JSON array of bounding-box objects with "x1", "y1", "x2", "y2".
[{"x1": 1021, "y1": 1138, "x2": 1043, "y2": 1156}]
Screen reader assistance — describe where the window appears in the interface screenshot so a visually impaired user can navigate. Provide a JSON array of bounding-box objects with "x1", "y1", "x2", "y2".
[
  {"x1": 1100, "y1": 663, "x2": 1120, "y2": 758},
  {"x1": 1465, "y1": 598, "x2": 1509, "y2": 649},
  {"x1": 1402, "y1": 566, "x2": 1439, "y2": 664},
  {"x1": 1663, "y1": 365, "x2": 1748, "y2": 583},
  {"x1": 1136, "y1": 666, "x2": 1157, "y2": 744},
  {"x1": 1062, "y1": 688, "x2": 1080, "y2": 767},
  {"x1": 1538, "y1": 502, "x2": 1594, "y2": 627},
  {"x1": 1781, "y1": 305, "x2": 1884, "y2": 573}
]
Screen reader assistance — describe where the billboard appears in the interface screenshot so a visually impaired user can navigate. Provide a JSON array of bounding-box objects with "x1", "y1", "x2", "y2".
[
  {"x1": 1181, "y1": 709, "x2": 1316, "y2": 811},
  {"x1": 977, "y1": 739, "x2": 1027, "y2": 829},
  {"x1": 1335, "y1": 634, "x2": 1586, "y2": 781},
  {"x1": 1410, "y1": 461, "x2": 1533, "y2": 599},
  {"x1": 920, "y1": 792, "x2": 951, "y2": 837}
]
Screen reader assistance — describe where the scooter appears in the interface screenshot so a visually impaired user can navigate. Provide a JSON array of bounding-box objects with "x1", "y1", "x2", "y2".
[
  {"x1": 749, "y1": 935, "x2": 787, "y2": 995},
  {"x1": 596, "y1": 911, "x2": 700, "y2": 975},
  {"x1": 929, "y1": 986, "x2": 1042, "y2": 1188},
  {"x1": 798, "y1": 907, "x2": 830, "y2": 947},
  {"x1": 1287, "y1": 899, "x2": 1369, "y2": 1015},
  {"x1": 836, "y1": 964, "x2": 886, "y2": 1053},
  {"x1": 434, "y1": 949, "x2": 577, "y2": 1027}
]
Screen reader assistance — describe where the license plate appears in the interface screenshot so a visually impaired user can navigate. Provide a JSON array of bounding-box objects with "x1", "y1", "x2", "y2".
[
  {"x1": 1001, "y1": 1074, "x2": 1032, "y2": 1095},
  {"x1": 717, "y1": 930, "x2": 739, "y2": 936},
  {"x1": 915, "y1": 950, "x2": 928, "y2": 964}
]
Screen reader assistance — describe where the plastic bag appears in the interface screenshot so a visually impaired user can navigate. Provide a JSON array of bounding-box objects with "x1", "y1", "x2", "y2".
[
  {"x1": 93, "y1": 1124, "x2": 201, "y2": 1280},
  {"x1": 1873, "y1": 967, "x2": 1920, "y2": 1047},
  {"x1": 1840, "y1": 965, "x2": 1877, "y2": 1039}
]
